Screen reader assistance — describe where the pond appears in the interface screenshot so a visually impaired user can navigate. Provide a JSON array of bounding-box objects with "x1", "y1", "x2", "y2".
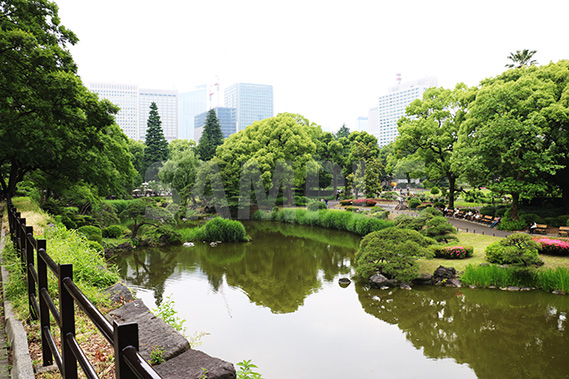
[{"x1": 115, "y1": 221, "x2": 569, "y2": 378}]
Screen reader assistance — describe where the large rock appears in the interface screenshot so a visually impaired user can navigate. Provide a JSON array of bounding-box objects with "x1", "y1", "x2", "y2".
[
  {"x1": 109, "y1": 299, "x2": 190, "y2": 361},
  {"x1": 432, "y1": 266, "x2": 457, "y2": 285},
  {"x1": 369, "y1": 274, "x2": 397, "y2": 288},
  {"x1": 154, "y1": 349, "x2": 236, "y2": 379},
  {"x1": 104, "y1": 282, "x2": 135, "y2": 305}
]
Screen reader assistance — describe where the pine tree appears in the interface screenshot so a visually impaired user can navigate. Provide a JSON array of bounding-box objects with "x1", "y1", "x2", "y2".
[
  {"x1": 197, "y1": 109, "x2": 224, "y2": 161},
  {"x1": 142, "y1": 102, "x2": 169, "y2": 179}
]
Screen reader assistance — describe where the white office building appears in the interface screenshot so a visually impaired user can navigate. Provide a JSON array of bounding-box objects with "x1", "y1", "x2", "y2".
[
  {"x1": 89, "y1": 82, "x2": 139, "y2": 140},
  {"x1": 355, "y1": 116, "x2": 369, "y2": 133},
  {"x1": 178, "y1": 85, "x2": 208, "y2": 141},
  {"x1": 376, "y1": 77, "x2": 438, "y2": 147},
  {"x1": 224, "y1": 83, "x2": 273, "y2": 131},
  {"x1": 139, "y1": 89, "x2": 178, "y2": 141}
]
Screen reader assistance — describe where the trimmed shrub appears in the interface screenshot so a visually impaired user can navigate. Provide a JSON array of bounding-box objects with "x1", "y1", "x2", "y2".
[
  {"x1": 102, "y1": 225, "x2": 126, "y2": 239},
  {"x1": 340, "y1": 199, "x2": 352, "y2": 206},
  {"x1": 430, "y1": 187, "x2": 440, "y2": 195},
  {"x1": 202, "y1": 217, "x2": 248, "y2": 242},
  {"x1": 408, "y1": 198, "x2": 421, "y2": 209},
  {"x1": 485, "y1": 233, "x2": 543, "y2": 267},
  {"x1": 307, "y1": 201, "x2": 327, "y2": 212},
  {"x1": 534, "y1": 237, "x2": 569, "y2": 256},
  {"x1": 432, "y1": 245, "x2": 473, "y2": 259},
  {"x1": 497, "y1": 218, "x2": 527, "y2": 231},
  {"x1": 77, "y1": 225, "x2": 102, "y2": 243}
]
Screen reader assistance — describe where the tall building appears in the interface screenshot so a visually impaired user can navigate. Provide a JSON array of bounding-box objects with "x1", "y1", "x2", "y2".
[
  {"x1": 355, "y1": 116, "x2": 368, "y2": 133},
  {"x1": 224, "y1": 83, "x2": 273, "y2": 130},
  {"x1": 89, "y1": 82, "x2": 139, "y2": 140},
  {"x1": 194, "y1": 107, "x2": 237, "y2": 141},
  {"x1": 139, "y1": 88, "x2": 178, "y2": 141},
  {"x1": 368, "y1": 107, "x2": 379, "y2": 139},
  {"x1": 376, "y1": 77, "x2": 438, "y2": 147},
  {"x1": 178, "y1": 85, "x2": 208, "y2": 141}
]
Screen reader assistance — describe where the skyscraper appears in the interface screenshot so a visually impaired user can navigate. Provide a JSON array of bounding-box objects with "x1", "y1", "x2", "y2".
[
  {"x1": 224, "y1": 83, "x2": 273, "y2": 130},
  {"x1": 375, "y1": 77, "x2": 438, "y2": 147},
  {"x1": 89, "y1": 82, "x2": 139, "y2": 140},
  {"x1": 139, "y1": 88, "x2": 178, "y2": 141},
  {"x1": 178, "y1": 85, "x2": 208, "y2": 141},
  {"x1": 194, "y1": 107, "x2": 237, "y2": 141}
]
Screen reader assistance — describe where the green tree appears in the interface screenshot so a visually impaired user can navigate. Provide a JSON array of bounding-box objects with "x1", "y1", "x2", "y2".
[
  {"x1": 0, "y1": 1, "x2": 134, "y2": 198},
  {"x1": 142, "y1": 102, "x2": 169, "y2": 179},
  {"x1": 344, "y1": 131, "x2": 382, "y2": 198},
  {"x1": 127, "y1": 138, "x2": 146, "y2": 186},
  {"x1": 119, "y1": 199, "x2": 174, "y2": 239},
  {"x1": 335, "y1": 124, "x2": 350, "y2": 139},
  {"x1": 197, "y1": 109, "x2": 224, "y2": 161},
  {"x1": 159, "y1": 142, "x2": 200, "y2": 205},
  {"x1": 506, "y1": 49, "x2": 537, "y2": 69},
  {"x1": 460, "y1": 65, "x2": 564, "y2": 218},
  {"x1": 395, "y1": 84, "x2": 473, "y2": 208}
]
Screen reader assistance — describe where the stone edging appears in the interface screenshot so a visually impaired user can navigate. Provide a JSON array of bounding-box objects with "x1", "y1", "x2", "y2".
[{"x1": 0, "y1": 224, "x2": 35, "y2": 378}]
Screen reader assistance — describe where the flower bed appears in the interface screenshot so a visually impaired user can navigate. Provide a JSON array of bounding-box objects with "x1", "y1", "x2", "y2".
[
  {"x1": 534, "y1": 237, "x2": 569, "y2": 256},
  {"x1": 433, "y1": 245, "x2": 474, "y2": 259},
  {"x1": 340, "y1": 199, "x2": 352, "y2": 206},
  {"x1": 353, "y1": 198, "x2": 377, "y2": 207}
]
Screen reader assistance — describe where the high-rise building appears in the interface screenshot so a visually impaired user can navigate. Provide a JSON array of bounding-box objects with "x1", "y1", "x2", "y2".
[
  {"x1": 178, "y1": 85, "x2": 208, "y2": 141},
  {"x1": 194, "y1": 107, "x2": 237, "y2": 141},
  {"x1": 89, "y1": 82, "x2": 139, "y2": 140},
  {"x1": 368, "y1": 107, "x2": 379, "y2": 139},
  {"x1": 139, "y1": 88, "x2": 178, "y2": 141},
  {"x1": 224, "y1": 83, "x2": 273, "y2": 130},
  {"x1": 376, "y1": 77, "x2": 438, "y2": 147},
  {"x1": 355, "y1": 116, "x2": 369, "y2": 133}
]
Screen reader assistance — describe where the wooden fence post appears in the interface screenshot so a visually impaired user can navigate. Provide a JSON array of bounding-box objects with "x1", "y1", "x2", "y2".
[
  {"x1": 59, "y1": 264, "x2": 77, "y2": 379},
  {"x1": 25, "y1": 225, "x2": 37, "y2": 320},
  {"x1": 114, "y1": 322, "x2": 139, "y2": 379},
  {"x1": 37, "y1": 240, "x2": 53, "y2": 367}
]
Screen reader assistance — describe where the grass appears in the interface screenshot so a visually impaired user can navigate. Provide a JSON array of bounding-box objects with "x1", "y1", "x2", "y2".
[{"x1": 10, "y1": 196, "x2": 50, "y2": 235}]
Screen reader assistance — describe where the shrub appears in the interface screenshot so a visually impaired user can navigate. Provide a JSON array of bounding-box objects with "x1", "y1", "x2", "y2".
[
  {"x1": 77, "y1": 225, "x2": 103, "y2": 243},
  {"x1": 430, "y1": 187, "x2": 440, "y2": 195},
  {"x1": 294, "y1": 196, "x2": 309, "y2": 206},
  {"x1": 307, "y1": 201, "x2": 327, "y2": 212},
  {"x1": 202, "y1": 217, "x2": 248, "y2": 242},
  {"x1": 485, "y1": 233, "x2": 543, "y2": 267},
  {"x1": 408, "y1": 198, "x2": 422, "y2": 209},
  {"x1": 497, "y1": 218, "x2": 527, "y2": 231},
  {"x1": 433, "y1": 201, "x2": 446, "y2": 208},
  {"x1": 423, "y1": 216, "x2": 458, "y2": 243},
  {"x1": 345, "y1": 206, "x2": 358, "y2": 212},
  {"x1": 102, "y1": 225, "x2": 125, "y2": 239},
  {"x1": 355, "y1": 227, "x2": 434, "y2": 282},
  {"x1": 340, "y1": 199, "x2": 352, "y2": 206},
  {"x1": 433, "y1": 245, "x2": 473, "y2": 259},
  {"x1": 144, "y1": 225, "x2": 183, "y2": 245},
  {"x1": 352, "y1": 217, "x2": 390, "y2": 235},
  {"x1": 534, "y1": 238, "x2": 569, "y2": 256}
]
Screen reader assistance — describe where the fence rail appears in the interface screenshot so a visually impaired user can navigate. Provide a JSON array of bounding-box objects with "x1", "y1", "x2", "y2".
[{"x1": 5, "y1": 199, "x2": 163, "y2": 379}]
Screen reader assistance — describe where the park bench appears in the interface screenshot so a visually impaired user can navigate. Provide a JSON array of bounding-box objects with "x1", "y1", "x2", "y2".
[
  {"x1": 481, "y1": 215, "x2": 494, "y2": 224},
  {"x1": 535, "y1": 224, "x2": 548, "y2": 235},
  {"x1": 454, "y1": 211, "x2": 465, "y2": 219},
  {"x1": 558, "y1": 226, "x2": 569, "y2": 237}
]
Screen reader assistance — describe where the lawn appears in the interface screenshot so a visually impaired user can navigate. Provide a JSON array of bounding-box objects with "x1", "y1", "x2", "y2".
[{"x1": 418, "y1": 231, "x2": 569, "y2": 275}]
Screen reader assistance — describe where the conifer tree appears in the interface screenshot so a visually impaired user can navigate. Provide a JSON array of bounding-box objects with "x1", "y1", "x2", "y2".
[
  {"x1": 142, "y1": 102, "x2": 169, "y2": 178},
  {"x1": 197, "y1": 109, "x2": 224, "y2": 161}
]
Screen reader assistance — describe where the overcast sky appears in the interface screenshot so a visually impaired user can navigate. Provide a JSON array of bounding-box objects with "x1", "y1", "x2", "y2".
[{"x1": 55, "y1": 0, "x2": 569, "y2": 133}]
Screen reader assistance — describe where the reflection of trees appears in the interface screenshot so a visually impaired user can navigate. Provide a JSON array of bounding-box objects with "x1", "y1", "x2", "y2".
[
  {"x1": 356, "y1": 285, "x2": 569, "y2": 378},
  {"x1": 115, "y1": 248, "x2": 181, "y2": 306}
]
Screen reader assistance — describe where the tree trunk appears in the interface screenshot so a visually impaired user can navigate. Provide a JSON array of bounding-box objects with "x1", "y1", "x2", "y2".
[
  {"x1": 562, "y1": 186, "x2": 569, "y2": 214},
  {"x1": 448, "y1": 175, "x2": 456, "y2": 209},
  {"x1": 510, "y1": 193, "x2": 520, "y2": 220}
]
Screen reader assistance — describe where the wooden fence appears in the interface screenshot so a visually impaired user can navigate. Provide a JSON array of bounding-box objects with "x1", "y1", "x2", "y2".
[{"x1": 6, "y1": 199, "x2": 162, "y2": 379}]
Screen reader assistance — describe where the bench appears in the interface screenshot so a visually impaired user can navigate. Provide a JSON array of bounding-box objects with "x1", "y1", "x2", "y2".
[
  {"x1": 559, "y1": 226, "x2": 569, "y2": 237},
  {"x1": 535, "y1": 224, "x2": 548, "y2": 235},
  {"x1": 454, "y1": 211, "x2": 465, "y2": 219},
  {"x1": 481, "y1": 215, "x2": 494, "y2": 224}
]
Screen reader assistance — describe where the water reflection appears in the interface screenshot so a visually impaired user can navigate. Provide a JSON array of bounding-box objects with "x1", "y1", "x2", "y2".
[{"x1": 357, "y1": 285, "x2": 569, "y2": 378}]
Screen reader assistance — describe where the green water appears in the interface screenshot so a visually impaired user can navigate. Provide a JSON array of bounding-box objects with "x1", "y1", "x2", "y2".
[{"x1": 115, "y1": 221, "x2": 569, "y2": 378}]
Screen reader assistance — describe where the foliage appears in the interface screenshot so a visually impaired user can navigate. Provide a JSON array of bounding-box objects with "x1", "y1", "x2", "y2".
[
  {"x1": 423, "y1": 216, "x2": 458, "y2": 243},
  {"x1": 408, "y1": 198, "x2": 422, "y2": 209},
  {"x1": 91, "y1": 202, "x2": 120, "y2": 228},
  {"x1": 201, "y1": 217, "x2": 249, "y2": 242},
  {"x1": 159, "y1": 142, "x2": 200, "y2": 205},
  {"x1": 432, "y1": 245, "x2": 474, "y2": 259},
  {"x1": 142, "y1": 102, "x2": 169, "y2": 178},
  {"x1": 534, "y1": 238, "x2": 569, "y2": 256},
  {"x1": 460, "y1": 265, "x2": 569, "y2": 292},
  {"x1": 485, "y1": 233, "x2": 543, "y2": 267},
  {"x1": 152, "y1": 295, "x2": 186, "y2": 336},
  {"x1": 430, "y1": 187, "x2": 440, "y2": 195},
  {"x1": 143, "y1": 225, "x2": 183, "y2": 245},
  {"x1": 236, "y1": 359, "x2": 264, "y2": 379},
  {"x1": 197, "y1": 109, "x2": 224, "y2": 161},
  {"x1": 340, "y1": 199, "x2": 352, "y2": 206},
  {"x1": 77, "y1": 225, "x2": 103, "y2": 243},
  {"x1": 506, "y1": 49, "x2": 537, "y2": 68},
  {"x1": 353, "y1": 198, "x2": 377, "y2": 207},
  {"x1": 395, "y1": 84, "x2": 472, "y2": 208},
  {"x1": 307, "y1": 201, "x2": 327, "y2": 211},
  {"x1": 496, "y1": 217, "x2": 527, "y2": 231},
  {"x1": 335, "y1": 124, "x2": 350, "y2": 140},
  {"x1": 355, "y1": 227, "x2": 435, "y2": 282},
  {"x1": 119, "y1": 199, "x2": 174, "y2": 238},
  {"x1": 149, "y1": 346, "x2": 165, "y2": 365}
]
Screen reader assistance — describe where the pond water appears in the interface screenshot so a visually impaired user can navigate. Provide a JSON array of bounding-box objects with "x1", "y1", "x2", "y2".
[{"x1": 115, "y1": 222, "x2": 569, "y2": 378}]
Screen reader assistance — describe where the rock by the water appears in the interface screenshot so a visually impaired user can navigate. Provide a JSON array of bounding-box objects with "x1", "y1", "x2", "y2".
[
  {"x1": 552, "y1": 290, "x2": 567, "y2": 295},
  {"x1": 109, "y1": 299, "x2": 190, "y2": 361},
  {"x1": 506, "y1": 286, "x2": 521, "y2": 292},
  {"x1": 338, "y1": 278, "x2": 351, "y2": 287},
  {"x1": 400, "y1": 283, "x2": 412, "y2": 290},
  {"x1": 154, "y1": 349, "x2": 235, "y2": 379},
  {"x1": 104, "y1": 282, "x2": 135, "y2": 304},
  {"x1": 433, "y1": 266, "x2": 457, "y2": 281},
  {"x1": 444, "y1": 278, "x2": 462, "y2": 288},
  {"x1": 183, "y1": 242, "x2": 195, "y2": 247},
  {"x1": 413, "y1": 273, "x2": 432, "y2": 285},
  {"x1": 369, "y1": 274, "x2": 397, "y2": 288}
]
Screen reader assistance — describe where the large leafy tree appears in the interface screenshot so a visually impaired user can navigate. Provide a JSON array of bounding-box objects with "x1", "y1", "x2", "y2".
[
  {"x1": 197, "y1": 109, "x2": 224, "y2": 161},
  {"x1": 460, "y1": 62, "x2": 568, "y2": 217},
  {"x1": 395, "y1": 84, "x2": 473, "y2": 208},
  {"x1": 506, "y1": 49, "x2": 537, "y2": 69},
  {"x1": 159, "y1": 141, "x2": 200, "y2": 205},
  {"x1": 0, "y1": 0, "x2": 134, "y2": 198},
  {"x1": 142, "y1": 102, "x2": 169, "y2": 179},
  {"x1": 335, "y1": 124, "x2": 350, "y2": 140}
]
